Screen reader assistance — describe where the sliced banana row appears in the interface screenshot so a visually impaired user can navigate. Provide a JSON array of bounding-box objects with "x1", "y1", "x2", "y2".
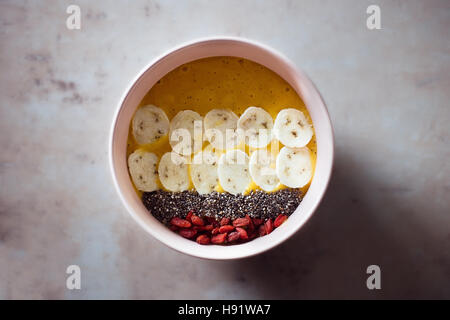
[
  {"x1": 129, "y1": 146, "x2": 312, "y2": 193},
  {"x1": 132, "y1": 105, "x2": 313, "y2": 150},
  {"x1": 129, "y1": 105, "x2": 313, "y2": 193}
]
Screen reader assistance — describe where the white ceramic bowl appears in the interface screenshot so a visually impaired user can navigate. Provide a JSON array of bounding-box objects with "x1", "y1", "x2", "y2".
[{"x1": 109, "y1": 37, "x2": 334, "y2": 260}]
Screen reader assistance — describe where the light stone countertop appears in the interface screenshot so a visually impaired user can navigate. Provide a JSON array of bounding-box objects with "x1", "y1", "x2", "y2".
[{"x1": 0, "y1": 0, "x2": 449, "y2": 299}]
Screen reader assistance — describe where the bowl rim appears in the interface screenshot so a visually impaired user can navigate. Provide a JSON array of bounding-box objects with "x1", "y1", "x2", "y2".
[{"x1": 109, "y1": 36, "x2": 335, "y2": 260}]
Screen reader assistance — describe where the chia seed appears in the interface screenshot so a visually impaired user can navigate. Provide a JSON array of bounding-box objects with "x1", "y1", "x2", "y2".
[{"x1": 142, "y1": 189, "x2": 302, "y2": 225}]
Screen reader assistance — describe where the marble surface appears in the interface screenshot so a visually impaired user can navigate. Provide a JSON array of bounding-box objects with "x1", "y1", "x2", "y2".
[{"x1": 0, "y1": 0, "x2": 449, "y2": 299}]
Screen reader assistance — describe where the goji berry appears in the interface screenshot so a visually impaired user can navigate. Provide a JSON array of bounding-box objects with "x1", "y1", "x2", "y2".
[
  {"x1": 179, "y1": 228, "x2": 197, "y2": 239},
  {"x1": 219, "y1": 225, "x2": 235, "y2": 233},
  {"x1": 227, "y1": 231, "x2": 240, "y2": 242},
  {"x1": 258, "y1": 224, "x2": 266, "y2": 236},
  {"x1": 170, "y1": 217, "x2": 191, "y2": 228},
  {"x1": 252, "y1": 218, "x2": 264, "y2": 226},
  {"x1": 220, "y1": 217, "x2": 231, "y2": 226},
  {"x1": 233, "y1": 217, "x2": 250, "y2": 227},
  {"x1": 211, "y1": 233, "x2": 227, "y2": 244},
  {"x1": 236, "y1": 227, "x2": 248, "y2": 240},
  {"x1": 185, "y1": 211, "x2": 193, "y2": 222},
  {"x1": 196, "y1": 234, "x2": 210, "y2": 245},
  {"x1": 274, "y1": 214, "x2": 288, "y2": 227},
  {"x1": 265, "y1": 218, "x2": 274, "y2": 234},
  {"x1": 191, "y1": 215, "x2": 205, "y2": 226}
]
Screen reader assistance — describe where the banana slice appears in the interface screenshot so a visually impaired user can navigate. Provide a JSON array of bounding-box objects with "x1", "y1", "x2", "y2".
[
  {"x1": 237, "y1": 106, "x2": 273, "y2": 148},
  {"x1": 276, "y1": 146, "x2": 312, "y2": 188},
  {"x1": 190, "y1": 149, "x2": 220, "y2": 194},
  {"x1": 127, "y1": 150, "x2": 159, "y2": 192},
  {"x1": 273, "y1": 108, "x2": 313, "y2": 148},
  {"x1": 218, "y1": 149, "x2": 251, "y2": 195},
  {"x1": 169, "y1": 110, "x2": 203, "y2": 156},
  {"x1": 204, "y1": 109, "x2": 241, "y2": 150},
  {"x1": 249, "y1": 149, "x2": 280, "y2": 192},
  {"x1": 132, "y1": 105, "x2": 170, "y2": 145},
  {"x1": 158, "y1": 152, "x2": 190, "y2": 192}
]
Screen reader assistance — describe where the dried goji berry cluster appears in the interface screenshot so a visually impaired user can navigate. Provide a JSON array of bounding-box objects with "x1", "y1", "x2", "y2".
[{"x1": 169, "y1": 211, "x2": 288, "y2": 245}]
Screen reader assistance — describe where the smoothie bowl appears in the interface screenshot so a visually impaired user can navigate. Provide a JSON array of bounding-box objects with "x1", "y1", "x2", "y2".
[{"x1": 110, "y1": 38, "x2": 334, "y2": 260}]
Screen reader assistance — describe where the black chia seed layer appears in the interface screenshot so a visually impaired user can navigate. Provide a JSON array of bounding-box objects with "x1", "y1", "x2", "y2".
[{"x1": 142, "y1": 189, "x2": 302, "y2": 225}]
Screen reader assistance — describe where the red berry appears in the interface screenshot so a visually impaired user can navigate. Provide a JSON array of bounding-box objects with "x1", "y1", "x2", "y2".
[
  {"x1": 178, "y1": 228, "x2": 197, "y2": 239},
  {"x1": 219, "y1": 225, "x2": 235, "y2": 233},
  {"x1": 170, "y1": 217, "x2": 191, "y2": 228},
  {"x1": 227, "y1": 231, "x2": 240, "y2": 242},
  {"x1": 258, "y1": 224, "x2": 267, "y2": 237},
  {"x1": 233, "y1": 217, "x2": 250, "y2": 227},
  {"x1": 220, "y1": 217, "x2": 231, "y2": 226},
  {"x1": 211, "y1": 233, "x2": 227, "y2": 244},
  {"x1": 185, "y1": 211, "x2": 193, "y2": 222},
  {"x1": 196, "y1": 234, "x2": 211, "y2": 245},
  {"x1": 236, "y1": 227, "x2": 248, "y2": 240},
  {"x1": 274, "y1": 214, "x2": 288, "y2": 227},
  {"x1": 265, "y1": 218, "x2": 274, "y2": 234},
  {"x1": 252, "y1": 218, "x2": 264, "y2": 226},
  {"x1": 191, "y1": 215, "x2": 205, "y2": 226}
]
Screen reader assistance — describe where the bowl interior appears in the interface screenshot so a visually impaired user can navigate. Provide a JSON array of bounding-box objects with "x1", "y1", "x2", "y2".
[{"x1": 110, "y1": 38, "x2": 334, "y2": 260}]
